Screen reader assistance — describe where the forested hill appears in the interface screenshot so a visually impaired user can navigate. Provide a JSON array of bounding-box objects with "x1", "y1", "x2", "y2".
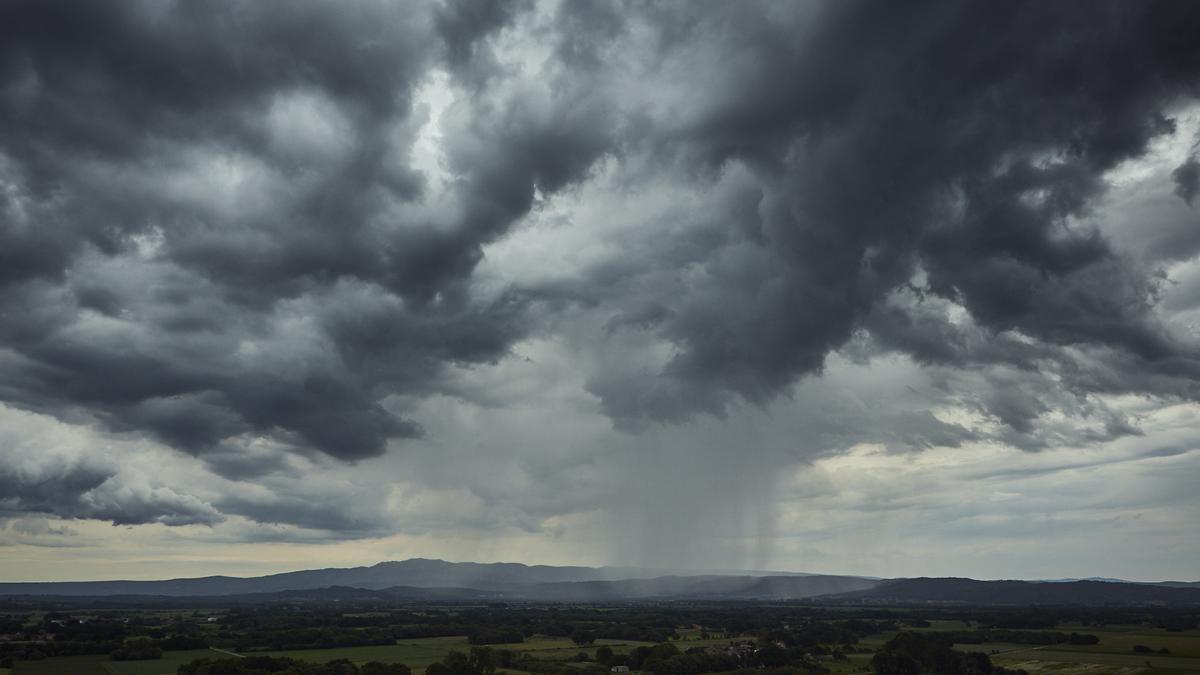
[{"x1": 825, "y1": 577, "x2": 1200, "y2": 607}]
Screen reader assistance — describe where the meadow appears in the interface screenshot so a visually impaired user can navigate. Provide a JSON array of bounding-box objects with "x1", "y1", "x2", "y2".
[
  {"x1": 12, "y1": 649, "x2": 212, "y2": 675},
  {"x1": 946, "y1": 625, "x2": 1200, "y2": 674}
]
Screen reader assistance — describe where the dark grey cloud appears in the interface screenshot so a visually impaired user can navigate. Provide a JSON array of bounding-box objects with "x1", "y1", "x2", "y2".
[
  {"x1": 0, "y1": 456, "x2": 220, "y2": 526},
  {"x1": 530, "y1": 0, "x2": 1200, "y2": 432},
  {"x1": 3, "y1": 0, "x2": 1200, "y2": 536},
  {"x1": 436, "y1": 0, "x2": 530, "y2": 80},
  {"x1": 214, "y1": 491, "x2": 388, "y2": 538},
  {"x1": 1176, "y1": 158, "x2": 1200, "y2": 205},
  {"x1": 0, "y1": 0, "x2": 607, "y2": 467}
]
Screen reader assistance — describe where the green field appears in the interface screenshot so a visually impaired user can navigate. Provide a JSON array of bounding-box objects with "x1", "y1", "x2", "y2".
[
  {"x1": 253, "y1": 635, "x2": 479, "y2": 670},
  {"x1": 12, "y1": 654, "x2": 112, "y2": 675},
  {"x1": 942, "y1": 626, "x2": 1200, "y2": 674},
  {"x1": 1052, "y1": 631, "x2": 1200, "y2": 659},
  {"x1": 13, "y1": 649, "x2": 212, "y2": 675},
  {"x1": 991, "y1": 647, "x2": 1200, "y2": 672}
]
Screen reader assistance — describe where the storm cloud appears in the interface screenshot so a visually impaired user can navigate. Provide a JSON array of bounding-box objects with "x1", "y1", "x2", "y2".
[
  {"x1": 0, "y1": 0, "x2": 580, "y2": 462},
  {"x1": 2, "y1": 0, "x2": 1200, "y2": 575},
  {"x1": 549, "y1": 0, "x2": 1200, "y2": 428}
]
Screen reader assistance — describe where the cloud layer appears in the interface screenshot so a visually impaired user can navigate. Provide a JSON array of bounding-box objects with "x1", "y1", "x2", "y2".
[{"x1": 2, "y1": 0, "x2": 1199, "y2": 578}]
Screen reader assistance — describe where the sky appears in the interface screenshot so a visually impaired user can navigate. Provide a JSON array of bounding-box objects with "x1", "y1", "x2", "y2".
[{"x1": 2, "y1": 0, "x2": 1200, "y2": 583}]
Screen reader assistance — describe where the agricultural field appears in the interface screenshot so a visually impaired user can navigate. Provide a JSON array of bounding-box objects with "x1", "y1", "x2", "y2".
[
  {"x1": 12, "y1": 649, "x2": 211, "y2": 675},
  {"x1": 1049, "y1": 629, "x2": 1200, "y2": 658},
  {"x1": 943, "y1": 625, "x2": 1200, "y2": 674},
  {"x1": 991, "y1": 647, "x2": 1200, "y2": 672}
]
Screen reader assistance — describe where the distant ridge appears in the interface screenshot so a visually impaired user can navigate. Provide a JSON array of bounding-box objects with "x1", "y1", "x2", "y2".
[
  {"x1": 1, "y1": 560, "x2": 1197, "y2": 606},
  {"x1": 824, "y1": 577, "x2": 1200, "y2": 607},
  {"x1": 0, "y1": 558, "x2": 821, "y2": 598},
  {"x1": 1037, "y1": 577, "x2": 1200, "y2": 587}
]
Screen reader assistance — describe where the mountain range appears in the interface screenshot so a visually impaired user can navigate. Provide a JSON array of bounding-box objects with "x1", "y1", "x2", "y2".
[{"x1": 2, "y1": 559, "x2": 1198, "y2": 607}]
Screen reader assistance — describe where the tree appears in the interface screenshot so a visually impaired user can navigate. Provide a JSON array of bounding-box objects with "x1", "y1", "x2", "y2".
[
  {"x1": 753, "y1": 643, "x2": 788, "y2": 668},
  {"x1": 428, "y1": 648, "x2": 497, "y2": 675},
  {"x1": 470, "y1": 647, "x2": 497, "y2": 675},
  {"x1": 323, "y1": 659, "x2": 359, "y2": 675},
  {"x1": 871, "y1": 652, "x2": 920, "y2": 675},
  {"x1": 572, "y1": 630, "x2": 597, "y2": 646},
  {"x1": 596, "y1": 645, "x2": 615, "y2": 665},
  {"x1": 110, "y1": 637, "x2": 161, "y2": 661}
]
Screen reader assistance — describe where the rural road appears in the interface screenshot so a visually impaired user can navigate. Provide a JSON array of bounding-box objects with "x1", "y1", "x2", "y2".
[{"x1": 208, "y1": 646, "x2": 245, "y2": 658}]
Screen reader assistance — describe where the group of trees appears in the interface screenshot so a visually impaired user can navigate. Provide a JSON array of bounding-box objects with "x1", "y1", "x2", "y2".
[
  {"x1": 178, "y1": 655, "x2": 410, "y2": 675},
  {"x1": 872, "y1": 633, "x2": 1030, "y2": 675},
  {"x1": 426, "y1": 648, "x2": 501, "y2": 675},
  {"x1": 419, "y1": 644, "x2": 775, "y2": 675},
  {"x1": 570, "y1": 630, "x2": 597, "y2": 645},
  {"x1": 1132, "y1": 644, "x2": 1171, "y2": 654},
  {"x1": 211, "y1": 607, "x2": 675, "y2": 652},
  {"x1": 626, "y1": 643, "x2": 744, "y2": 674},
  {"x1": 0, "y1": 611, "x2": 213, "y2": 664},
  {"x1": 109, "y1": 637, "x2": 162, "y2": 661},
  {"x1": 935, "y1": 630, "x2": 1097, "y2": 646},
  {"x1": 234, "y1": 626, "x2": 399, "y2": 652},
  {"x1": 758, "y1": 619, "x2": 896, "y2": 651},
  {"x1": 467, "y1": 627, "x2": 524, "y2": 645}
]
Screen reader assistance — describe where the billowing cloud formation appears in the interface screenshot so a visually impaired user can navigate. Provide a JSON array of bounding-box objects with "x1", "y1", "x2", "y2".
[
  {"x1": 2, "y1": 0, "x2": 1200, "y2": 566},
  {"x1": 0, "y1": 407, "x2": 221, "y2": 526},
  {"x1": 0, "y1": 0, "x2": 551, "y2": 461},
  {"x1": 547, "y1": 1, "x2": 1200, "y2": 429}
]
